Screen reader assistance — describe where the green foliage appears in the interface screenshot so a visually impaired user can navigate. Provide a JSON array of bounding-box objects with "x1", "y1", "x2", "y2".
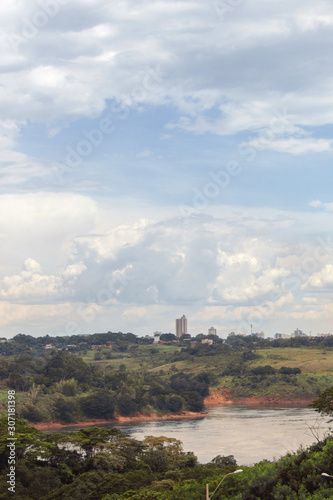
[
  {"x1": 54, "y1": 397, "x2": 81, "y2": 424},
  {"x1": 250, "y1": 365, "x2": 277, "y2": 375},
  {"x1": 20, "y1": 403, "x2": 45, "y2": 423},
  {"x1": 279, "y1": 367, "x2": 302, "y2": 375},
  {"x1": 311, "y1": 387, "x2": 333, "y2": 418},
  {"x1": 80, "y1": 391, "x2": 116, "y2": 419},
  {"x1": 54, "y1": 378, "x2": 79, "y2": 397}
]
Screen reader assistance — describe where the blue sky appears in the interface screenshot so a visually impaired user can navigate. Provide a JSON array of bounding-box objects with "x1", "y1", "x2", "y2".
[{"x1": 0, "y1": 0, "x2": 332, "y2": 338}]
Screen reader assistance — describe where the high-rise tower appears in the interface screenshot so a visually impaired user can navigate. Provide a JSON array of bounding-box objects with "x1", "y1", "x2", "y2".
[{"x1": 176, "y1": 315, "x2": 187, "y2": 338}]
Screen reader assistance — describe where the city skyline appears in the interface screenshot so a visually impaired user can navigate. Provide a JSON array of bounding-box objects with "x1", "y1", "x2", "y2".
[{"x1": 0, "y1": 1, "x2": 332, "y2": 338}]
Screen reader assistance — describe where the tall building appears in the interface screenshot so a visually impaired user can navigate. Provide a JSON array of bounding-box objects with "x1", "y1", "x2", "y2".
[
  {"x1": 208, "y1": 326, "x2": 217, "y2": 336},
  {"x1": 291, "y1": 328, "x2": 306, "y2": 337},
  {"x1": 176, "y1": 315, "x2": 187, "y2": 338}
]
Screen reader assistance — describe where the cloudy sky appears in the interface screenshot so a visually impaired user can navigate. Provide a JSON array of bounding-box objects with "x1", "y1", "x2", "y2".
[{"x1": 0, "y1": 0, "x2": 332, "y2": 338}]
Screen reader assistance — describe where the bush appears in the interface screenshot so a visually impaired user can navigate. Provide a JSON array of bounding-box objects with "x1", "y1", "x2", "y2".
[
  {"x1": 279, "y1": 367, "x2": 302, "y2": 375},
  {"x1": 251, "y1": 365, "x2": 276, "y2": 375}
]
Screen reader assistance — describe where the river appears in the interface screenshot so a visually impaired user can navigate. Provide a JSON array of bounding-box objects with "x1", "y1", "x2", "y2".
[
  {"x1": 112, "y1": 405, "x2": 328, "y2": 465},
  {"x1": 55, "y1": 405, "x2": 329, "y2": 466}
]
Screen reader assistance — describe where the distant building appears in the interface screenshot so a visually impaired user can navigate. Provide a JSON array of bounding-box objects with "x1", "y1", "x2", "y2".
[
  {"x1": 176, "y1": 315, "x2": 187, "y2": 339},
  {"x1": 291, "y1": 328, "x2": 306, "y2": 337},
  {"x1": 252, "y1": 331, "x2": 265, "y2": 339},
  {"x1": 202, "y1": 339, "x2": 213, "y2": 345},
  {"x1": 208, "y1": 326, "x2": 217, "y2": 336},
  {"x1": 274, "y1": 333, "x2": 289, "y2": 339},
  {"x1": 153, "y1": 331, "x2": 162, "y2": 343}
]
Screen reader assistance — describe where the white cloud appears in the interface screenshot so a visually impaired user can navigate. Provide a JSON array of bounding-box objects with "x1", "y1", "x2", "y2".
[
  {"x1": 0, "y1": 258, "x2": 87, "y2": 302},
  {"x1": 0, "y1": 192, "x2": 97, "y2": 277},
  {"x1": 0, "y1": 203, "x2": 331, "y2": 336},
  {"x1": 309, "y1": 200, "x2": 323, "y2": 208},
  {"x1": 0, "y1": 300, "x2": 74, "y2": 329},
  {"x1": 304, "y1": 264, "x2": 333, "y2": 288},
  {"x1": 0, "y1": 0, "x2": 332, "y2": 148},
  {"x1": 136, "y1": 149, "x2": 152, "y2": 158},
  {"x1": 302, "y1": 297, "x2": 318, "y2": 303},
  {"x1": 0, "y1": 203, "x2": 312, "y2": 309},
  {"x1": 309, "y1": 200, "x2": 333, "y2": 211},
  {"x1": 0, "y1": 1, "x2": 333, "y2": 337},
  {"x1": 242, "y1": 137, "x2": 333, "y2": 155}
]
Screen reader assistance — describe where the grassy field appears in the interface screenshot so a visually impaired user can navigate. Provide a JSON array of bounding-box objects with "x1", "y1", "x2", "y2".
[
  {"x1": 81, "y1": 345, "x2": 333, "y2": 376},
  {"x1": 81, "y1": 344, "x2": 182, "y2": 372},
  {"x1": 252, "y1": 347, "x2": 333, "y2": 374},
  {"x1": 3, "y1": 344, "x2": 332, "y2": 378},
  {"x1": 80, "y1": 345, "x2": 333, "y2": 401}
]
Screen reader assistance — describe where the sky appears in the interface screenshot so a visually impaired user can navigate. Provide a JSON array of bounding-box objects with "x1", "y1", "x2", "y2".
[{"x1": 0, "y1": 0, "x2": 333, "y2": 339}]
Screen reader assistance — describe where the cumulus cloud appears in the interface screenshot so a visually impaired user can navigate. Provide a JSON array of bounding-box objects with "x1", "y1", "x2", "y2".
[
  {"x1": 0, "y1": 199, "x2": 331, "y2": 335},
  {"x1": 0, "y1": 258, "x2": 87, "y2": 302},
  {"x1": 304, "y1": 264, "x2": 333, "y2": 288},
  {"x1": 0, "y1": 202, "x2": 321, "y2": 310}
]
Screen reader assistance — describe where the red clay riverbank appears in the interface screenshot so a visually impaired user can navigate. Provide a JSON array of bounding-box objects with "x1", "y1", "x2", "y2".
[
  {"x1": 29, "y1": 389, "x2": 315, "y2": 430},
  {"x1": 30, "y1": 411, "x2": 208, "y2": 430},
  {"x1": 204, "y1": 387, "x2": 315, "y2": 406}
]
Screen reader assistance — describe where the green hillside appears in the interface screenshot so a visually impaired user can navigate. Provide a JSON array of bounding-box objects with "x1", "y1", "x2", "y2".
[{"x1": 1, "y1": 333, "x2": 333, "y2": 424}]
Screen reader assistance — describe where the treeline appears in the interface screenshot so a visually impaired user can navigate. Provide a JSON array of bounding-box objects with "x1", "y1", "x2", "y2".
[
  {"x1": 222, "y1": 364, "x2": 301, "y2": 376},
  {"x1": 1, "y1": 417, "x2": 333, "y2": 499},
  {"x1": 2, "y1": 331, "x2": 333, "y2": 358},
  {"x1": 0, "y1": 352, "x2": 209, "y2": 423},
  {"x1": 0, "y1": 332, "x2": 154, "y2": 356}
]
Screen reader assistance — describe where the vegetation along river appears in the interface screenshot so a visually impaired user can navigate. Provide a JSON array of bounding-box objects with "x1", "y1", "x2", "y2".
[{"x1": 60, "y1": 405, "x2": 329, "y2": 466}]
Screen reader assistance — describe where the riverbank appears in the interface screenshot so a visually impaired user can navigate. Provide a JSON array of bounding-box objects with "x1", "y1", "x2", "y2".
[
  {"x1": 204, "y1": 387, "x2": 315, "y2": 406},
  {"x1": 29, "y1": 388, "x2": 315, "y2": 430},
  {"x1": 30, "y1": 410, "x2": 208, "y2": 430}
]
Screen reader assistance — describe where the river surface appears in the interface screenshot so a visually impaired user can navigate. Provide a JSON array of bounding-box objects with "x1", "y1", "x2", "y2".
[
  {"x1": 58, "y1": 405, "x2": 329, "y2": 466},
  {"x1": 113, "y1": 405, "x2": 328, "y2": 465}
]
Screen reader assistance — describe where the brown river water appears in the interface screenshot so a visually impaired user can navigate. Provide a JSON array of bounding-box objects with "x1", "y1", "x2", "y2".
[{"x1": 57, "y1": 404, "x2": 330, "y2": 465}]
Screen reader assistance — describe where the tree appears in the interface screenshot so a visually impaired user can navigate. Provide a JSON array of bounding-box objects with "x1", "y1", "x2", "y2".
[
  {"x1": 117, "y1": 395, "x2": 138, "y2": 416},
  {"x1": 54, "y1": 397, "x2": 81, "y2": 424},
  {"x1": 160, "y1": 333, "x2": 176, "y2": 342},
  {"x1": 80, "y1": 390, "x2": 115, "y2": 419},
  {"x1": 165, "y1": 394, "x2": 184, "y2": 413},
  {"x1": 310, "y1": 386, "x2": 333, "y2": 418}
]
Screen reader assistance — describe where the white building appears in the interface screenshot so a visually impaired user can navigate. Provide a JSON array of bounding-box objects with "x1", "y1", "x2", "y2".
[
  {"x1": 202, "y1": 339, "x2": 213, "y2": 345},
  {"x1": 208, "y1": 326, "x2": 217, "y2": 336}
]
